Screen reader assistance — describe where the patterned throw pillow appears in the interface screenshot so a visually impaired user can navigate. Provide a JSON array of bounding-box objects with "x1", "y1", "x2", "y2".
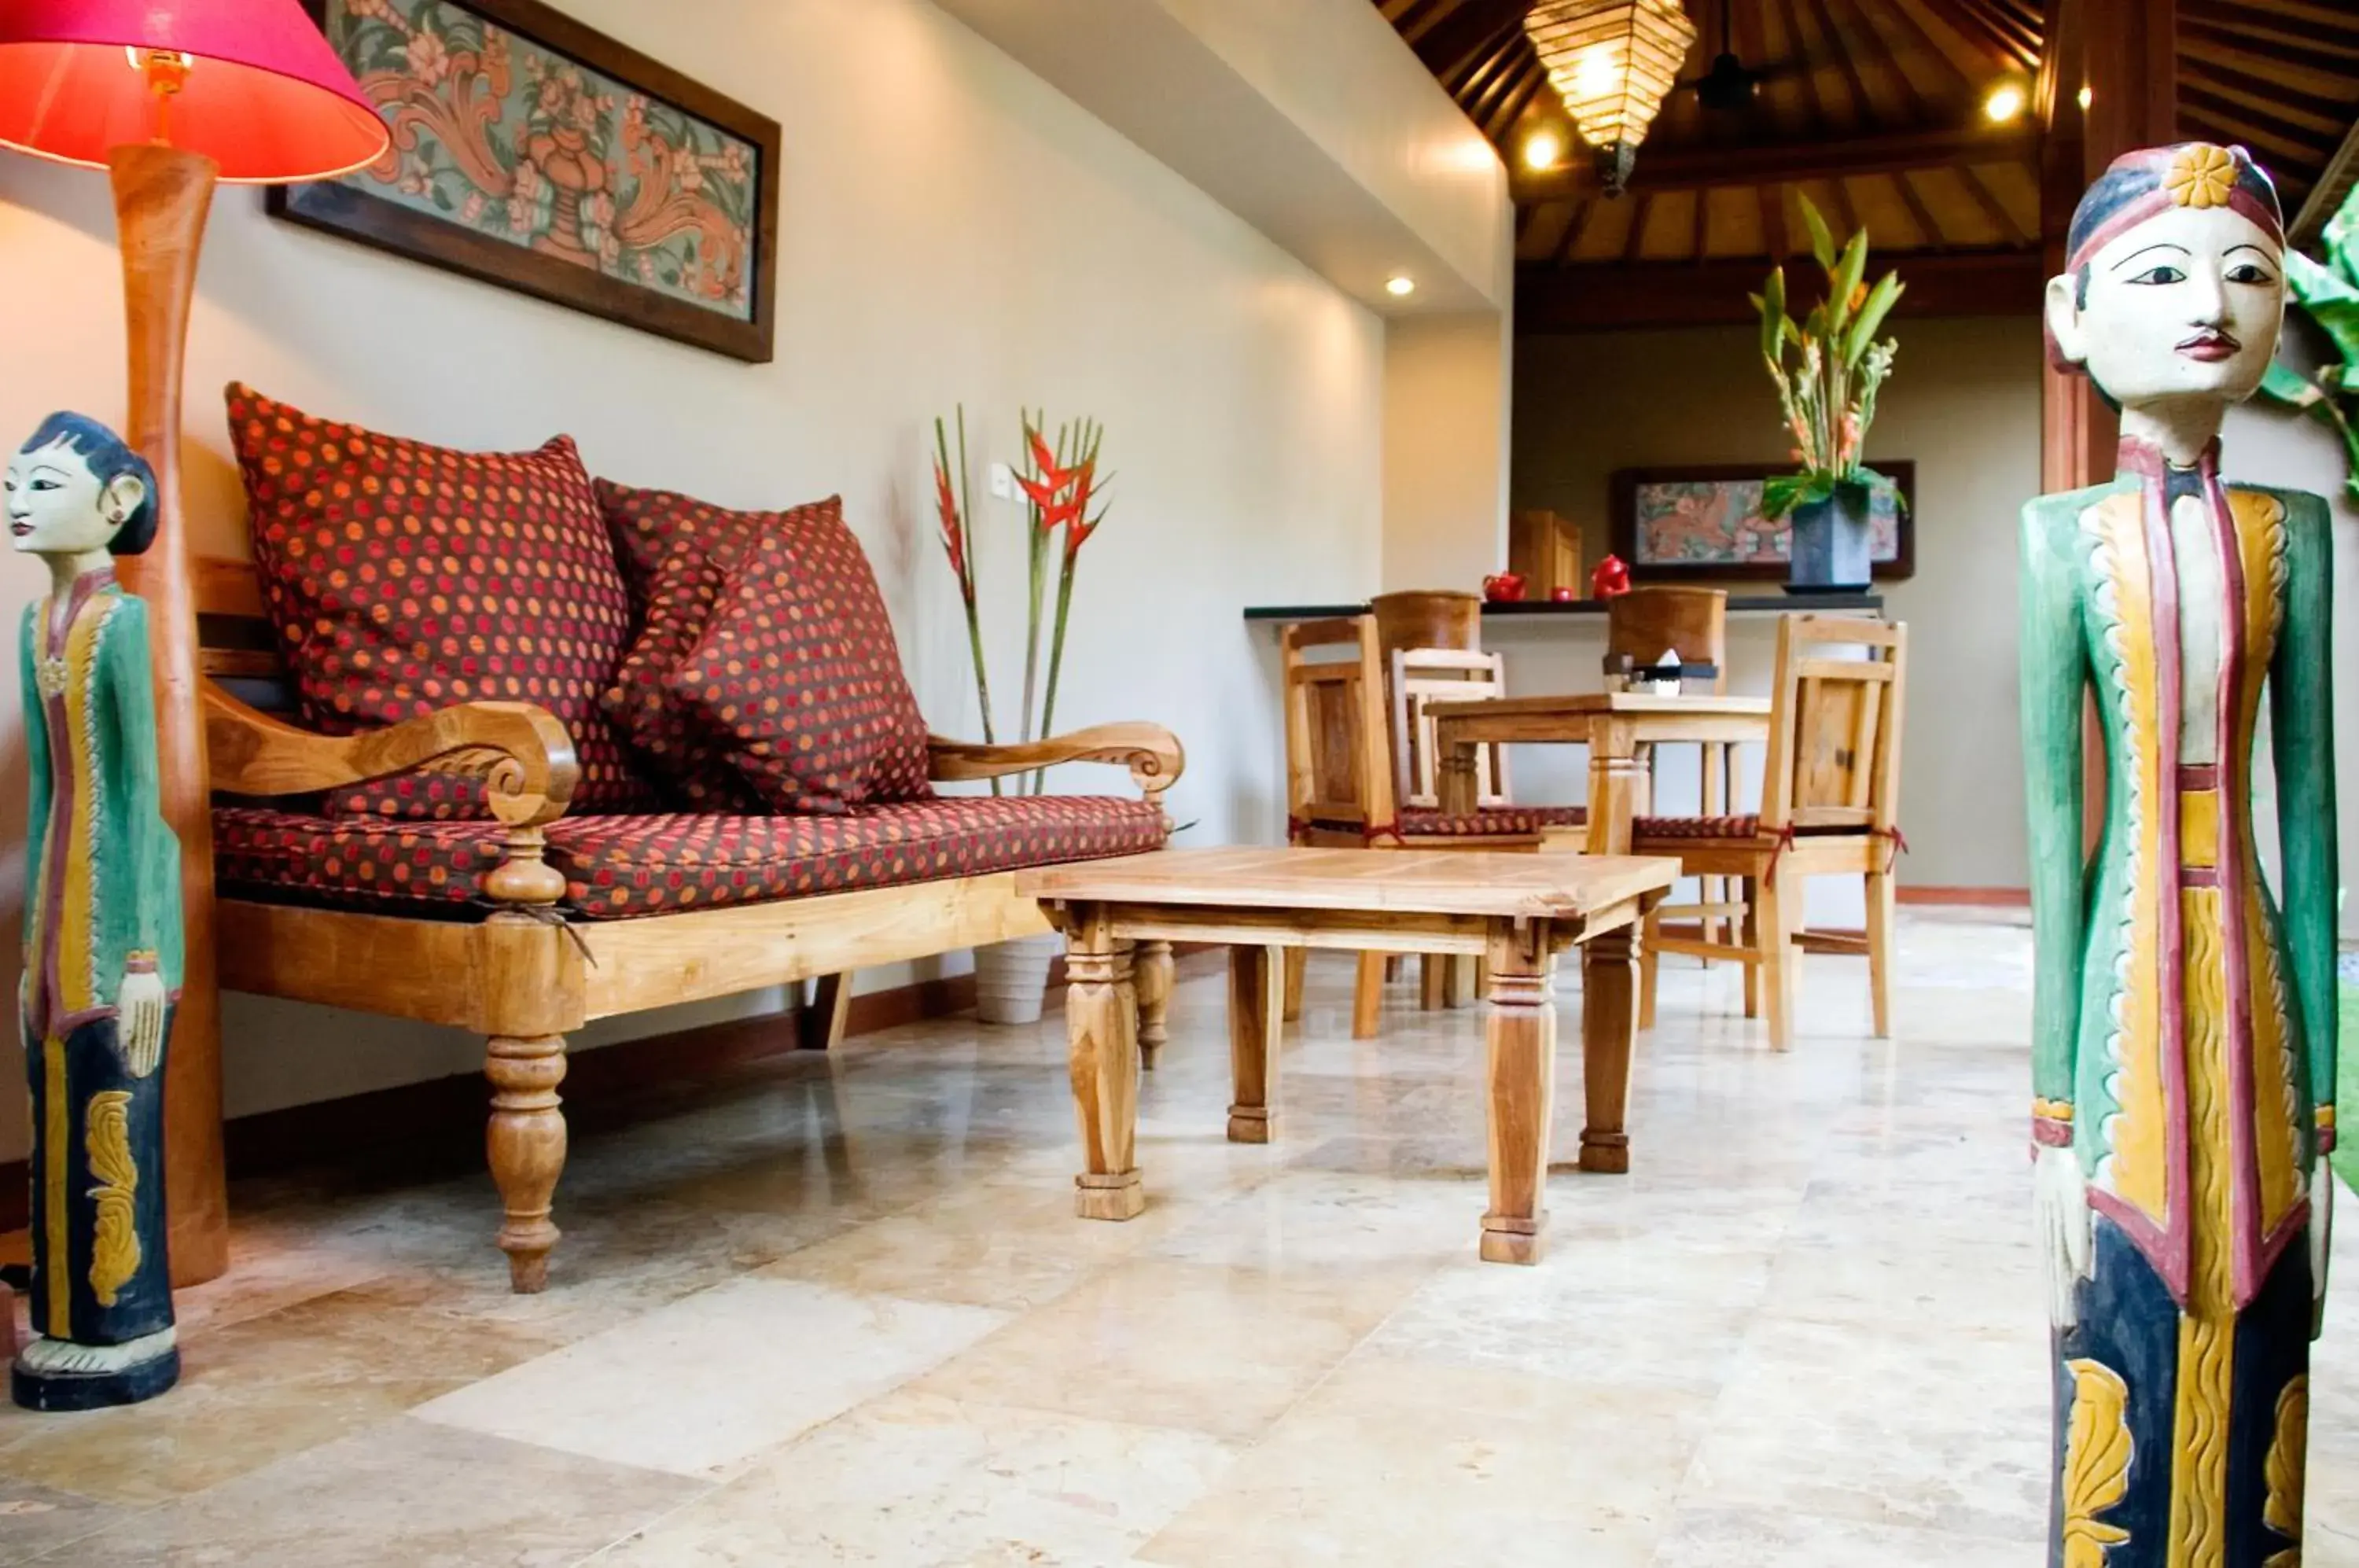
[
  {"x1": 600, "y1": 526, "x2": 762, "y2": 812},
  {"x1": 226, "y1": 384, "x2": 658, "y2": 819},
  {"x1": 594, "y1": 482, "x2": 933, "y2": 804}
]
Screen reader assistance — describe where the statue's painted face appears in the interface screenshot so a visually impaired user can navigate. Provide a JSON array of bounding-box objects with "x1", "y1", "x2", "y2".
[
  {"x1": 4, "y1": 436, "x2": 142, "y2": 557},
  {"x1": 2045, "y1": 202, "x2": 2286, "y2": 411}
]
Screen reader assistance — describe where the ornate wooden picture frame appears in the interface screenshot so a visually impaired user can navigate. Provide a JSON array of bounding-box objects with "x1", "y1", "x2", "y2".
[
  {"x1": 1609, "y1": 462, "x2": 1917, "y2": 583},
  {"x1": 270, "y1": 0, "x2": 782, "y2": 363}
]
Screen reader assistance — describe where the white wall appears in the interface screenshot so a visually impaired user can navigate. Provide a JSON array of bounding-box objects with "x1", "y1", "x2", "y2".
[
  {"x1": 0, "y1": 0, "x2": 1388, "y2": 1153},
  {"x1": 1512, "y1": 317, "x2": 2047, "y2": 895},
  {"x1": 1382, "y1": 311, "x2": 1514, "y2": 592}
]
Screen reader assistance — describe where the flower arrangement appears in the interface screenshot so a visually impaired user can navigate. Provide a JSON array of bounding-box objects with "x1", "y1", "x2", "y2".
[
  {"x1": 2258, "y1": 183, "x2": 2359, "y2": 503},
  {"x1": 1751, "y1": 196, "x2": 1906, "y2": 521},
  {"x1": 932, "y1": 407, "x2": 1111, "y2": 794}
]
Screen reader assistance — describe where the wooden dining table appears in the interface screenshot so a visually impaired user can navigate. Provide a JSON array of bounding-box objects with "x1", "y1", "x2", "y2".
[{"x1": 1426, "y1": 691, "x2": 1774, "y2": 854}]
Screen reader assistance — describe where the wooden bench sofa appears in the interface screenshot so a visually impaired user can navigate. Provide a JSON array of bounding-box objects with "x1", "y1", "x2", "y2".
[{"x1": 192, "y1": 556, "x2": 1183, "y2": 1293}]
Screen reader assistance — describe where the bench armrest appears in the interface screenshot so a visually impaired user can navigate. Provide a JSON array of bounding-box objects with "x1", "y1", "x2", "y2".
[
  {"x1": 928, "y1": 722, "x2": 1183, "y2": 801},
  {"x1": 204, "y1": 683, "x2": 579, "y2": 830}
]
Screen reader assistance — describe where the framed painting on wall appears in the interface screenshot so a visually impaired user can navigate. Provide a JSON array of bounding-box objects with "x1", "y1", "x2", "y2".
[
  {"x1": 270, "y1": 0, "x2": 782, "y2": 363},
  {"x1": 1609, "y1": 462, "x2": 1917, "y2": 583}
]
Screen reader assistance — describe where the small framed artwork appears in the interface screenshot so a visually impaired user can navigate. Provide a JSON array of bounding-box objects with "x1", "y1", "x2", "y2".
[
  {"x1": 1609, "y1": 462, "x2": 1917, "y2": 583},
  {"x1": 270, "y1": 0, "x2": 782, "y2": 363}
]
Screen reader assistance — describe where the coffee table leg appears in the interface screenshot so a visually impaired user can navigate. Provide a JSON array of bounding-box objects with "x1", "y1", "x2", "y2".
[
  {"x1": 1135, "y1": 940, "x2": 1174, "y2": 1072},
  {"x1": 1481, "y1": 923, "x2": 1555, "y2": 1265},
  {"x1": 1578, "y1": 926, "x2": 1637, "y2": 1174},
  {"x1": 1227, "y1": 944, "x2": 1284, "y2": 1143},
  {"x1": 1066, "y1": 911, "x2": 1144, "y2": 1220}
]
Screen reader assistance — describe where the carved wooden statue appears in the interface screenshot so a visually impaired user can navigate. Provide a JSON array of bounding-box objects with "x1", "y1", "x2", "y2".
[
  {"x1": 2025, "y1": 143, "x2": 2335, "y2": 1564},
  {"x1": 9, "y1": 413, "x2": 182, "y2": 1410}
]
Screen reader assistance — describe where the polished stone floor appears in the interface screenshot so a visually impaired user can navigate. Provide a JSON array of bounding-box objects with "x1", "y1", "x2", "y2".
[{"x1": 2, "y1": 911, "x2": 2356, "y2": 1566}]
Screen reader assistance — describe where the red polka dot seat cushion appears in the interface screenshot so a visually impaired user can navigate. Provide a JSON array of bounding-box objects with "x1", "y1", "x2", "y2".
[
  {"x1": 595, "y1": 482, "x2": 933, "y2": 809},
  {"x1": 212, "y1": 795, "x2": 1167, "y2": 920},
  {"x1": 1630, "y1": 814, "x2": 1766, "y2": 841},
  {"x1": 225, "y1": 384, "x2": 657, "y2": 819},
  {"x1": 1397, "y1": 804, "x2": 1588, "y2": 837}
]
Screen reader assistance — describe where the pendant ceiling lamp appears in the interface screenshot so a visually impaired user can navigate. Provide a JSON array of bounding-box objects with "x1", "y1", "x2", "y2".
[{"x1": 1523, "y1": 0, "x2": 1698, "y2": 195}]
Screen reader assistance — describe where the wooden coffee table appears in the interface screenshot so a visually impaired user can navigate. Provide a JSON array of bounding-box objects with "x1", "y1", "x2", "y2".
[{"x1": 1014, "y1": 847, "x2": 1677, "y2": 1264}]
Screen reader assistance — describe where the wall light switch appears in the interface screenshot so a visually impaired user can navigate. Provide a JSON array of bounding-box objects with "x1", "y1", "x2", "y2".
[{"x1": 988, "y1": 462, "x2": 1016, "y2": 501}]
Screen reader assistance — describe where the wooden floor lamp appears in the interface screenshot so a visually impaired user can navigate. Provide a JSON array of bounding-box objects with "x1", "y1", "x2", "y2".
[{"x1": 0, "y1": 2, "x2": 385, "y2": 1285}]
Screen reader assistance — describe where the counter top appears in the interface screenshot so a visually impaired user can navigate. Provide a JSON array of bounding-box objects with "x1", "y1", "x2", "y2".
[{"x1": 1243, "y1": 594, "x2": 1884, "y2": 622}]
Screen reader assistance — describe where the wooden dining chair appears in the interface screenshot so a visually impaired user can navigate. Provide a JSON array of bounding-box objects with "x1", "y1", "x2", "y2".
[
  {"x1": 1608, "y1": 587, "x2": 1737, "y2": 939},
  {"x1": 1279, "y1": 616, "x2": 1581, "y2": 1036},
  {"x1": 1630, "y1": 614, "x2": 1908, "y2": 1051}
]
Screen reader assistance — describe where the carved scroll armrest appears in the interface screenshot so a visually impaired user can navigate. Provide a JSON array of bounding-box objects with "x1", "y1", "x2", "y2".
[
  {"x1": 927, "y1": 721, "x2": 1184, "y2": 801},
  {"x1": 203, "y1": 683, "x2": 580, "y2": 830}
]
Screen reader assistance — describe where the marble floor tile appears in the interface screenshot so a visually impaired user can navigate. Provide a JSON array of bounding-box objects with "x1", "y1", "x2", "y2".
[
  {"x1": 1649, "y1": 1505, "x2": 2031, "y2": 1567},
  {"x1": 0, "y1": 1476, "x2": 140, "y2": 1566},
  {"x1": 0, "y1": 1289, "x2": 563, "y2": 1507},
  {"x1": 47, "y1": 1416, "x2": 701, "y2": 1566},
  {"x1": 594, "y1": 1391, "x2": 1235, "y2": 1566},
  {"x1": 412, "y1": 1275, "x2": 1008, "y2": 1481},
  {"x1": 909, "y1": 1256, "x2": 1422, "y2": 1441},
  {"x1": 1139, "y1": 1351, "x2": 1710, "y2": 1567}
]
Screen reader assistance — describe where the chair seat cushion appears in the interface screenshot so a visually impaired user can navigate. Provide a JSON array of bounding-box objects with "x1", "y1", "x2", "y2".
[
  {"x1": 225, "y1": 384, "x2": 660, "y2": 819},
  {"x1": 1631, "y1": 813, "x2": 1765, "y2": 841},
  {"x1": 1399, "y1": 804, "x2": 1588, "y2": 838},
  {"x1": 214, "y1": 796, "x2": 1167, "y2": 921}
]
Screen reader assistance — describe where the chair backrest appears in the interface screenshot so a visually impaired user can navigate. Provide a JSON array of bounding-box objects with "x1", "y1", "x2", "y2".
[
  {"x1": 192, "y1": 553, "x2": 299, "y2": 712},
  {"x1": 1607, "y1": 587, "x2": 1728, "y2": 692},
  {"x1": 1392, "y1": 647, "x2": 1511, "y2": 809},
  {"x1": 1759, "y1": 614, "x2": 1908, "y2": 834},
  {"x1": 1280, "y1": 616, "x2": 1397, "y2": 841}
]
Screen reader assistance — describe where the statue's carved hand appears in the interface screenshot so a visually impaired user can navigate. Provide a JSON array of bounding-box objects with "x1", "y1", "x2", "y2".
[
  {"x1": 2314, "y1": 1155, "x2": 2335, "y2": 1342},
  {"x1": 2035, "y1": 1145, "x2": 2094, "y2": 1331},
  {"x1": 116, "y1": 970, "x2": 167, "y2": 1078}
]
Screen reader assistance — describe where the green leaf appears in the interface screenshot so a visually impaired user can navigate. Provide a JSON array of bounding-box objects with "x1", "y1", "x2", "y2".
[
  {"x1": 1798, "y1": 193, "x2": 1836, "y2": 273},
  {"x1": 1855, "y1": 466, "x2": 1908, "y2": 516},
  {"x1": 1762, "y1": 471, "x2": 1834, "y2": 521},
  {"x1": 1829, "y1": 229, "x2": 1869, "y2": 332},
  {"x1": 2287, "y1": 248, "x2": 2359, "y2": 373},
  {"x1": 1844, "y1": 273, "x2": 1904, "y2": 367},
  {"x1": 1757, "y1": 267, "x2": 1787, "y2": 365},
  {"x1": 2260, "y1": 359, "x2": 2327, "y2": 410}
]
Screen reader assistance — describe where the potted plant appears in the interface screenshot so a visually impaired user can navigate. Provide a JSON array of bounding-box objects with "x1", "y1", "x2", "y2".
[
  {"x1": 1752, "y1": 197, "x2": 1905, "y2": 592},
  {"x1": 933, "y1": 407, "x2": 1111, "y2": 1024}
]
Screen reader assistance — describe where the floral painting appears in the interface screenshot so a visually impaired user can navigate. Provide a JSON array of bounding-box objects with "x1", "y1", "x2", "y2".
[
  {"x1": 274, "y1": 0, "x2": 780, "y2": 361},
  {"x1": 1610, "y1": 463, "x2": 1916, "y2": 582}
]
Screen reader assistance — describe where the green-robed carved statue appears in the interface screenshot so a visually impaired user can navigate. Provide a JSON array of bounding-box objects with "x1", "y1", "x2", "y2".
[
  {"x1": 9, "y1": 413, "x2": 182, "y2": 1411},
  {"x1": 2023, "y1": 142, "x2": 2336, "y2": 1565}
]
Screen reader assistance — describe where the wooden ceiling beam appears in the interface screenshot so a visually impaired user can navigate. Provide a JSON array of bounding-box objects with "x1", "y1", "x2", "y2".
[
  {"x1": 2177, "y1": 16, "x2": 2359, "y2": 74},
  {"x1": 2180, "y1": 60, "x2": 2352, "y2": 136},
  {"x1": 1802, "y1": 0, "x2": 1884, "y2": 130},
  {"x1": 1893, "y1": 169, "x2": 1948, "y2": 248},
  {"x1": 1772, "y1": 0, "x2": 1835, "y2": 139},
  {"x1": 1960, "y1": 163, "x2": 2035, "y2": 243},
  {"x1": 1410, "y1": 0, "x2": 1530, "y2": 85},
  {"x1": 1761, "y1": 184, "x2": 1794, "y2": 260},
  {"x1": 1551, "y1": 194, "x2": 1596, "y2": 266},
  {"x1": 2292, "y1": 116, "x2": 2359, "y2": 246},
  {"x1": 1927, "y1": 0, "x2": 2042, "y2": 72},
  {"x1": 1516, "y1": 248, "x2": 2044, "y2": 331},
  {"x1": 1509, "y1": 120, "x2": 2041, "y2": 201},
  {"x1": 1625, "y1": 193, "x2": 1656, "y2": 263}
]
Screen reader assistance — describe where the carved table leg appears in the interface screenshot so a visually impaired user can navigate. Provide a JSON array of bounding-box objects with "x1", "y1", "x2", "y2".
[
  {"x1": 1065, "y1": 906, "x2": 1144, "y2": 1220},
  {"x1": 487, "y1": 1031, "x2": 567, "y2": 1294},
  {"x1": 1281, "y1": 947, "x2": 1307, "y2": 1022},
  {"x1": 1578, "y1": 924, "x2": 1638, "y2": 1175},
  {"x1": 1135, "y1": 940, "x2": 1175, "y2": 1071},
  {"x1": 1481, "y1": 919, "x2": 1556, "y2": 1264},
  {"x1": 1229, "y1": 944, "x2": 1285, "y2": 1143}
]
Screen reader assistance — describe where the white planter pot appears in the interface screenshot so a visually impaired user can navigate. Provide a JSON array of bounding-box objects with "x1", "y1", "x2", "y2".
[{"x1": 973, "y1": 932, "x2": 1062, "y2": 1025}]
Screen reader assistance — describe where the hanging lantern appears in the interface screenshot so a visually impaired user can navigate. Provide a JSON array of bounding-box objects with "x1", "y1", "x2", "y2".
[{"x1": 1523, "y1": 0, "x2": 1698, "y2": 195}]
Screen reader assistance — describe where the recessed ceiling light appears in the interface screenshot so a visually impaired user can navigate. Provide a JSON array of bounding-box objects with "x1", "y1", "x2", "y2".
[
  {"x1": 1985, "y1": 83, "x2": 2026, "y2": 123},
  {"x1": 1525, "y1": 130, "x2": 1563, "y2": 171},
  {"x1": 1386, "y1": 275, "x2": 1417, "y2": 297},
  {"x1": 2077, "y1": 84, "x2": 2093, "y2": 111}
]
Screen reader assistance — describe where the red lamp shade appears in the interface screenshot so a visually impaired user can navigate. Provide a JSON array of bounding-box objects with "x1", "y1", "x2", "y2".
[{"x1": 0, "y1": 0, "x2": 388, "y2": 183}]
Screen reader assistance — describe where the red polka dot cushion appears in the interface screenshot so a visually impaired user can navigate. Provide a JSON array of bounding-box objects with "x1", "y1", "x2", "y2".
[
  {"x1": 213, "y1": 795, "x2": 1168, "y2": 919},
  {"x1": 225, "y1": 384, "x2": 659, "y2": 819},
  {"x1": 1399, "y1": 804, "x2": 1588, "y2": 837},
  {"x1": 600, "y1": 533, "x2": 762, "y2": 813},
  {"x1": 595, "y1": 482, "x2": 932, "y2": 804}
]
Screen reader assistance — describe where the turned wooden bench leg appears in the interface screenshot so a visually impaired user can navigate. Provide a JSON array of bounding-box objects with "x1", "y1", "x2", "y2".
[
  {"x1": 1230, "y1": 944, "x2": 1285, "y2": 1142},
  {"x1": 797, "y1": 973, "x2": 853, "y2": 1051},
  {"x1": 1135, "y1": 940, "x2": 1175, "y2": 1070},
  {"x1": 486, "y1": 1032, "x2": 567, "y2": 1293},
  {"x1": 1065, "y1": 907, "x2": 1144, "y2": 1220},
  {"x1": 1481, "y1": 920, "x2": 1556, "y2": 1264}
]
